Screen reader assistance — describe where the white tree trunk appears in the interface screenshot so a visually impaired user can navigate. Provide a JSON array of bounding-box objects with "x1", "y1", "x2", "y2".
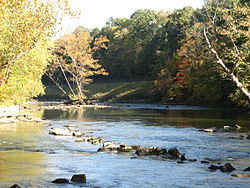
[{"x1": 203, "y1": 27, "x2": 250, "y2": 101}]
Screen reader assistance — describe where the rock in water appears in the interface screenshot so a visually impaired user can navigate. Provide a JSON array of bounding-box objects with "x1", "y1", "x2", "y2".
[
  {"x1": 231, "y1": 173, "x2": 250, "y2": 178},
  {"x1": 203, "y1": 128, "x2": 217, "y2": 133},
  {"x1": 71, "y1": 174, "x2": 86, "y2": 183},
  {"x1": 243, "y1": 167, "x2": 250, "y2": 171},
  {"x1": 246, "y1": 134, "x2": 250, "y2": 140},
  {"x1": 221, "y1": 163, "x2": 235, "y2": 172},
  {"x1": 10, "y1": 184, "x2": 21, "y2": 188},
  {"x1": 168, "y1": 148, "x2": 180, "y2": 158},
  {"x1": 208, "y1": 165, "x2": 221, "y2": 171},
  {"x1": 51, "y1": 178, "x2": 69, "y2": 183},
  {"x1": 49, "y1": 128, "x2": 72, "y2": 136}
]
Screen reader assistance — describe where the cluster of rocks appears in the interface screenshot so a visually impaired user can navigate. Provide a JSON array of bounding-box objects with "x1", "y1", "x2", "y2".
[
  {"x1": 48, "y1": 124, "x2": 250, "y2": 180},
  {"x1": 97, "y1": 141, "x2": 190, "y2": 162},
  {"x1": 0, "y1": 114, "x2": 43, "y2": 124},
  {"x1": 208, "y1": 163, "x2": 235, "y2": 172},
  {"x1": 64, "y1": 99, "x2": 98, "y2": 105},
  {"x1": 201, "y1": 124, "x2": 250, "y2": 140},
  {"x1": 207, "y1": 163, "x2": 250, "y2": 177},
  {"x1": 52, "y1": 174, "x2": 86, "y2": 184},
  {"x1": 75, "y1": 136, "x2": 104, "y2": 145}
]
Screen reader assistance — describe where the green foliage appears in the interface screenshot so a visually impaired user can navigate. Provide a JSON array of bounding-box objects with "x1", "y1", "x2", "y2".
[
  {"x1": 47, "y1": 27, "x2": 108, "y2": 99},
  {"x1": 90, "y1": 2, "x2": 249, "y2": 107},
  {"x1": 2, "y1": 42, "x2": 51, "y2": 104},
  {"x1": 0, "y1": 0, "x2": 74, "y2": 104}
]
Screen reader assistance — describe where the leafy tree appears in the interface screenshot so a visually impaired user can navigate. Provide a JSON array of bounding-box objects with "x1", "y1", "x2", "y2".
[
  {"x1": 47, "y1": 27, "x2": 108, "y2": 100},
  {"x1": 0, "y1": 0, "x2": 75, "y2": 104},
  {"x1": 202, "y1": 0, "x2": 250, "y2": 104}
]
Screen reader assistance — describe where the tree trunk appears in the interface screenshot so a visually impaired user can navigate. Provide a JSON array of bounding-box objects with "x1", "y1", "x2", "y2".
[
  {"x1": 59, "y1": 63, "x2": 77, "y2": 99},
  {"x1": 203, "y1": 27, "x2": 250, "y2": 101},
  {"x1": 45, "y1": 73, "x2": 70, "y2": 98}
]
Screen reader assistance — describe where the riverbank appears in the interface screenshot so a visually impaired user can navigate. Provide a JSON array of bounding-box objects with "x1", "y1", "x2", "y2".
[
  {"x1": 38, "y1": 81, "x2": 249, "y2": 111},
  {"x1": 38, "y1": 81, "x2": 156, "y2": 103}
]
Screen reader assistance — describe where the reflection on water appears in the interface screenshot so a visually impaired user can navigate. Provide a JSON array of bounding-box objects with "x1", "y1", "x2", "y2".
[
  {"x1": 43, "y1": 107, "x2": 250, "y2": 129},
  {"x1": 0, "y1": 122, "x2": 47, "y2": 187},
  {"x1": 0, "y1": 150, "x2": 44, "y2": 184},
  {"x1": 0, "y1": 104, "x2": 250, "y2": 187}
]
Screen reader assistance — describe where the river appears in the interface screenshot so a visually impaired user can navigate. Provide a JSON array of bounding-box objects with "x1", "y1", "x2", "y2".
[{"x1": 0, "y1": 103, "x2": 250, "y2": 188}]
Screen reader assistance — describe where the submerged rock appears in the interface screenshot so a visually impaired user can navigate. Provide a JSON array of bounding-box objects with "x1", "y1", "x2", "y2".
[
  {"x1": 231, "y1": 173, "x2": 250, "y2": 178},
  {"x1": 71, "y1": 174, "x2": 86, "y2": 183},
  {"x1": 51, "y1": 178, "x2": 69, "y2": 184}
]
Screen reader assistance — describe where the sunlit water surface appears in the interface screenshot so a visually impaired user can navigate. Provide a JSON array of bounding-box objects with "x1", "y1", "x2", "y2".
[{"x1": 0, "y1": 104, "x2": 250, "y2": 188}]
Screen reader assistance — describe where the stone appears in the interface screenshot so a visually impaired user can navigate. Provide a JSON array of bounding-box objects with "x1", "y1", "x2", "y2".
[
  {"x1": 75, "y1": 138, "x2": 88, "y2": 142},
  {"x1": 64, "y1": 124, "x2": 77, "y2": 127},
  {"x1": 97, "y1": 144, "x2": 119, "y2": 152},
  {"x1": 71, "y1": 174, "x2": 86, "y2": 183},
  {"x1": 221, "y1": 163, "x2": 235, "y2": 172},
  {"x1": 72, "y1": 130, "x2": 82, "y2": 137},
  {"x1": 208, "y1": 165, "x2": 221, "y2": 171},
  {"x1": 49, "y1": 128, "x2": 72, "y2": 136},
  {"x1": 246, "y1": 134, "x2": 250, "y2": 140},
  {"x1": 180, "y1": 154, "x2": 187, "y2": 161},
  {"x1": 168, "y1": 148, "x2": 180, "y2": 158},
  {"x1": 118, "y1": 146, "x2": 134, "y2": 152},
  {"x1": 10, "y1": 184, "x2": 21, "y2": 188},
  {"x1": 103, "y1": 141, "x2": 116, "y2": 147},
  {"x1": 203, "y1": 128, "x2": 217, "y2": 133},
  {"x1": 243, "y1": 167, "x2": 250, "y2": 171},
  {"x1": 231, "y1": 173, "x2": 250, "y2": 178},
  {"x1": 51, "y1": 178, "x2": 69, "y2": 183},
  {"x1": 136, "y1": 147, "x2": 168, "y2": 156}
]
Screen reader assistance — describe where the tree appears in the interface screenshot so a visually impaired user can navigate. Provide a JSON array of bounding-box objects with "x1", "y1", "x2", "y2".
[
  {"x1": 203, "y1": 0, "x2": 250, "y2": 103},
  {"x1": 47, "y1": 27, "x2": 108, "y2": 100},
  {"x1": 0, "y1": 0, "x2": 75, "y2": 104}
]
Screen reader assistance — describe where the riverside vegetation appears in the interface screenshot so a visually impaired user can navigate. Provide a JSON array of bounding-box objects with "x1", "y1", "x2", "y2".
[
  {"x1": 0, "y1": 0, "x2": 249, "y2": 107},
  {"x1": 1, "y1": 0, "x2": 250, "y2": 187}
]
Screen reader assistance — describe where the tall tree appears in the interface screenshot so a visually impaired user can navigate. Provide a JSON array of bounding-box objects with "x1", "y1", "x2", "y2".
[
  {"x1": 0, "y1": 0, "x2": 75, "y2": 104},
  {"x1": 47, "y1": 27, "x2": 108, "y2": 99},
  {"x1": 203, "y1": 0, "x2": 250, "y2": 103}
]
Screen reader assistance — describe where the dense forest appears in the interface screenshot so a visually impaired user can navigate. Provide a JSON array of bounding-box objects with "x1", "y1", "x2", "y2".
[{"x1": 0, "y1": 0, "x2": 249, "y2": 107}]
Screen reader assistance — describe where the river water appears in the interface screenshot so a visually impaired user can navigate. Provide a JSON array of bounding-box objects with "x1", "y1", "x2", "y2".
[{"x1": 0, "y1": 103, "x2": 250, "y2": 188}]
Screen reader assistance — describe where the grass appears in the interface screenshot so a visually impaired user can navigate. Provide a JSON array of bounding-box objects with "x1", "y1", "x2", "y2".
[
  {"x1": 39, "y1": 81, "x2": 156, "y2": 103},
  {"x1": 86, "y1": 81, "x2": 155, "y2": 103}
]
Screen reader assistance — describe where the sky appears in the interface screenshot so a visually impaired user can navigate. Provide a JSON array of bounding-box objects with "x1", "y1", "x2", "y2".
[{"x1": 60, "y1": 0, "x2": 204, "y2": 34}]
